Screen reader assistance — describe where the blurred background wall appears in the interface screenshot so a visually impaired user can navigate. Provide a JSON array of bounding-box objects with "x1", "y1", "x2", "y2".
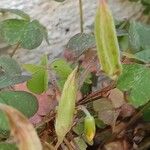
[{"x1": 0, "y1": 0, "x2": 145, "y2": 63}]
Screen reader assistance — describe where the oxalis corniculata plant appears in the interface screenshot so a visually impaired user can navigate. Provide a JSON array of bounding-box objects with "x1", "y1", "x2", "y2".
[{"x1": 0, "y1": 0, "x2": 150, "y2": 149}]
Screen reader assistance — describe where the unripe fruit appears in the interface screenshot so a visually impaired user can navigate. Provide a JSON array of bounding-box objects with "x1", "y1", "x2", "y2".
[
  {"x1": 55, "y1": 66, "x2": 78, "y2": 147},
  {"x1": 84, "y1": 115, "x2": 96, "y2": 142},
  {"x1": 94, "y1": 0, "x2": 122, "y2": 80}
]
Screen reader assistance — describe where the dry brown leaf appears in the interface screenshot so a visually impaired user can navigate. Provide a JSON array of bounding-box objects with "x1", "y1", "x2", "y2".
[
  {"x1": 14, "y1": 83, "x2": 58, "y2": 124},
  {"x1": 104, "y1": 139, "x2": 130, "y2": 150},
  {"x1": 93, "y1": 98, "x2": 120, "y2": 130},
  {"x1": 98, "y1": 109, "x2": 120, "y2": 131},
  {"x1": 109, "y1": 88, "x2": 125, "y2": 108},
  {"x1": 0, "y1": 104, "x2": 42, "y2": 150}
]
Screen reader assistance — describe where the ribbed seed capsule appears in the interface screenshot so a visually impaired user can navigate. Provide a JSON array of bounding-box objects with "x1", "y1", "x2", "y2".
[
  {"x1": 84, "y1": 115, "x2": 96, "y2": 142},
  {"x1": 94, "y1": 0, "x2": 122, "y2": 80},
  {"x1": 55, "y1": 66, "x2": 78, "y2": 147}
]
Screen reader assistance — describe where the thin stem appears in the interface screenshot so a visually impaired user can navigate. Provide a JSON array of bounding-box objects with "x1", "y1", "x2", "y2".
[
  {"x1": 68, "y1": 133, "x2": 80, "y2": 150},
  {"x1": 78, "y1": 105, "x2": 91, "y2": 117},
  {"x1": 78, "y1": 83, "x2": 115, "y2": 105},
  {"x1": 79, "y1": 0, "x2": 84, "y2": 33},
  {"x1": 44, "y1": 142, "x2": 55, "y2": 150},
  {"x1": 64, "y1": 138, "x2": 74, "y2": 150},
  {"x1": 55, "y1": 141, "x2": 61, "y2": 150},
  {"x1": 10, "y1": 43, "x2": 20, "y2": 57},
  {"x1": 35, "y1": 111, "x2": 55, "y2": 130}
]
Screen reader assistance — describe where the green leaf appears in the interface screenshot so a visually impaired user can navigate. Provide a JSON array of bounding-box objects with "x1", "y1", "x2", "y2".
[
  {"x1": 23, "y1": 64, "x2": 48, "y2": 94},
  {"x1": 117, "y1": 64, "x2": 150, "y2": 108},
  {"x1": 135, "y1": 49, "x2": 150, "y2": 63},
  {"x1": 51, "y1": 59, "x2": 73, "y2": 89},
  {"x1": 95, "y1": 118, "x2": 106, "y2": 129},
  {"x1": 66, "y1": 33, "x2": 95, "y2": 56},
  {"x1": 0, "y1": 75, "x2": 30, "y2": 89},
  {"x1": 0, "y1": 55, "x2": 21, "y2": 75},
  {"x1": 36, "y1": 22, "x2": 49, "y2": 45},
  {"x1": 20, "y1": 20, "x2": 44, "y2": 49},
  {"x1": 0, "y1": 91, "x2": 38, "y2": 135},
  {"x1": 141, "y1": 101, "x2": 150, "y2": 122},
  {"x1": 51, "y1": 59, "x2": 92, "y2": 91},
  {"x1": 0, "y1": 8, "x2": 30, "y2": 21},
  {"x1": 128, "y1": 21, "x2": 150, "y2": 53},
  {"x1": 81, "y1": 82, "x2": 92, "y2": 96},
  {"x1": 51, "y1": 59, "x2": 72, "y2": 79},
  {"x1": 0, "y1": 19, "x2": 49, "y2": 50},
  {"x1": 0, "y1": 143, "x2": 18, "y2": 150},
  {"x1": 0, "y1": 55, "x2": 30, "y2": 88},
  {"x1": 0, "y1": 91, "x2": 38, "y2": 117},
  {"x1": 0, "y1": 19, "x2": 28, "y2": 45},
  {"x1": 142, "y1": 107, "x2": 150, "y2": 122}
]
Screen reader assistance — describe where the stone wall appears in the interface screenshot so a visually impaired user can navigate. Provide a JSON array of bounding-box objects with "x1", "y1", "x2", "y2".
[{"x1": 0, "y1": 0, "x2": 143, "y2": 63}]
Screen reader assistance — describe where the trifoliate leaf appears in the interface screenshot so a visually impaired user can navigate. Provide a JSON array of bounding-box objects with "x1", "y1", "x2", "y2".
[
  {"x1": 0, "y1": 19, "x2": 49, "y2": 50},
  {"x1": 128, "y1": 21, "x2": 150, "y2": 53},
  {"x1": 0, "y1": 55, "x2": 30, "y2": 88},
  {"x1": 51, "y1": 59, "x2": 73, "y2": 89},
  {"x1": 66, "y1": 33, "x2": 96, "y2": 56},
  {"x1": 0, "y1": 91, "x2": 38, "y2": 136},
  {"x1": 23, "y1": 64, "x2": 48, "y2": 94},
  {"x1": 0, "y1": 19, "x2": 28, "y2": 45},
  {"x1": 117, "y1": 64, "x2": 150, "y2": 108},
  {"x1": 0, "y1": 8, "x2": 30, "y2": 21},
  {"x1": 135, "y1": 49, "x2": 150, "y2": 63},
  {"x1": 23, "y1": 54, "x2": 49, "y2": 94},
  {"x1": 20, "y1": 20, "x2": 44, "y2": 49}
]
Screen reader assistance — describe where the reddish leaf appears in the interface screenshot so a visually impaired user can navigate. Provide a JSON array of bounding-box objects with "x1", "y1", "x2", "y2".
[
  {"x1": 93, "y1": 98, "x2": 120, "y2": 129},
  {"x1": 14, "y1": 83, "x2": 57, "y2": 124},
  {"x1": 109, "y1": 88, "x2": 125, "y2": 108}
]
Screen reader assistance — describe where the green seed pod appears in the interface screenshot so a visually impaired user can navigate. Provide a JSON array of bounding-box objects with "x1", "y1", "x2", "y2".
[
  {"x1": 94, "y1": 0, "x2": 122, "y2": 80},
  {"x1": 55, "y1": 66, "x2": 78, "y2": 147},
  {"x1": 84, "y1": 115, "x2": 96, "y2": 142}
]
